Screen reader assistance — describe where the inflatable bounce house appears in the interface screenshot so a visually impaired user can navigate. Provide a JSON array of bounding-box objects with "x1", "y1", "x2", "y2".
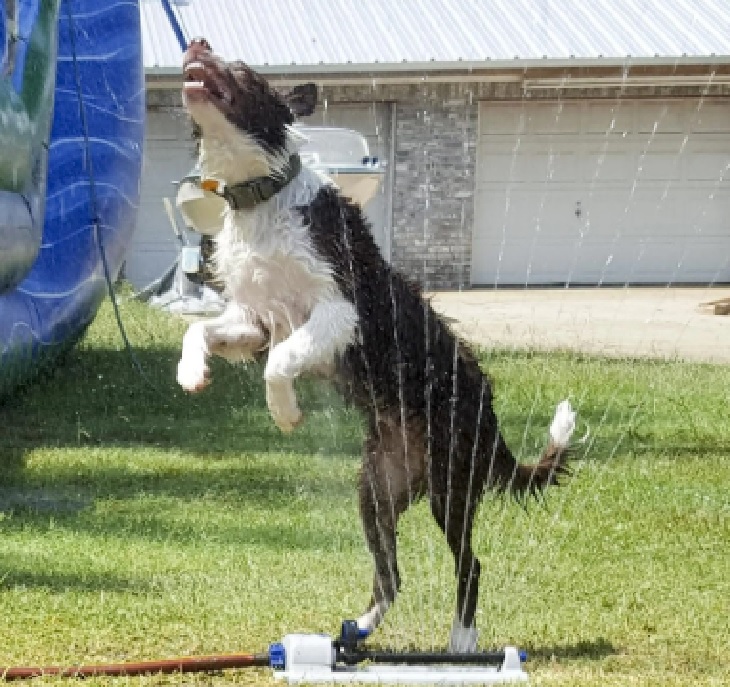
[{"x1": 0, "y1": 0, "x2": 144, "y2": 398}]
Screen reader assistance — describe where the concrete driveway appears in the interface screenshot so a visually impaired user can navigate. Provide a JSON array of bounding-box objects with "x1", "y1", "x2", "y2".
[{"x1": 428, "y1": 287, "x2": 730, "y2": 364}]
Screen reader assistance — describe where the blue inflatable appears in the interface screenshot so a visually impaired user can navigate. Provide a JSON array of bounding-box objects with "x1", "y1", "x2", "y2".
[{"x1": 0, "y1": 0, "x2": 144, "y2": 397}]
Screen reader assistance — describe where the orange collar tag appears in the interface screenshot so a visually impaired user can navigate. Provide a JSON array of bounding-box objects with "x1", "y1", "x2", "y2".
[{"x1": 201, "y1": 178, "x2": 222, "y2": 193}]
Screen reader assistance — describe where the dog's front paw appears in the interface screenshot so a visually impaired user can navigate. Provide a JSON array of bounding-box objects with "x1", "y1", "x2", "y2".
[
  {"x1": 177, "y1": 357, "x2": 210, "y2": 393},
  {"x1": 266, "y1": 379, "x2": 303, "y2": 433},
  {"x1": 270, "y1": 403, "x2": 303, "y2": 433}
]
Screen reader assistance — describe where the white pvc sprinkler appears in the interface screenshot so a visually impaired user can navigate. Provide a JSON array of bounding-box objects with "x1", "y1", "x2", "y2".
[
  {"x1": 0, "y1": 621, "x2": 528, "y2": 683},
  {"x1": 270, "y1": 622, "x2": 528, "y2": 684}
]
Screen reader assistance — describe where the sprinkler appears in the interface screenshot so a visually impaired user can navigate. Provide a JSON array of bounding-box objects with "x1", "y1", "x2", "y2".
[
  {"x1": 2, "y1": 621, "x2": 527, "y2": 684},
  {"x1": 271, "y1": 621, "x2": 528, "y2": 684}
]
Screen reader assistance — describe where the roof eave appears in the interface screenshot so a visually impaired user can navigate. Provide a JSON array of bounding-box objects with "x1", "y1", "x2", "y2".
[{"x1": 146, "y1": 54, "x2": 730, "y2": 79}]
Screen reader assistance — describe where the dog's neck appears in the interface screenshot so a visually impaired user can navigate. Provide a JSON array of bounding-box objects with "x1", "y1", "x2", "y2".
[
  {"x1": 207, "y1": 154, "x2": 302, "y2": 211},
  {"x1": 214, "y1": 163, "x2": 328, "y2": 259},
  {"x1": 198, "y1": 136, "x2": 272, "y2": 185},
  {"x1": 198, "y1": 125, "x2": 307, "y2": 186}
]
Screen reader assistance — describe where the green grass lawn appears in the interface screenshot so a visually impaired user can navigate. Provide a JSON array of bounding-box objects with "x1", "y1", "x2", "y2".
[{"x1": 1, "y1": 297, "x2": 729, "y2": 686}]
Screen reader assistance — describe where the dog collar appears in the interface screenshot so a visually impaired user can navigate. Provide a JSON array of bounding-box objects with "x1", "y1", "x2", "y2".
[{"x1": 200, "y1": 154, "x2": 302, "y2": 210}]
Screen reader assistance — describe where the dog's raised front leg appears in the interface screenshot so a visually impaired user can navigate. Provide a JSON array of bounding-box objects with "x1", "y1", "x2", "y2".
[
  {"x1": 264, "y1": 378, "x2": 302, "y2": 434},
  {"x1": 177, "y1": 303, "x2": 266, "y2": 392},
  {"x1": 264, "y1": 299, "x2": 357, "y2": 432}
]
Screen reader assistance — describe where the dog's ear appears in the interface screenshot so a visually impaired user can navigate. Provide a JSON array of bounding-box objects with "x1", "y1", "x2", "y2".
[{"x1": 284, "y1": 83, "x2": 317, "y2": 117}]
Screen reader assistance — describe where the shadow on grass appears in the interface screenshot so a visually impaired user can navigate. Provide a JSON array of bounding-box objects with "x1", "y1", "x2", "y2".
[
  {"x1": 0, "y1": 341, "x2": 366, "y2": 565},
  {"x1": 0, "y1": 345, "x2": 362, "y2": 494},
  {"x1": 527, "y1": 637, "x2": 617, "y2": 661},
  {"x1": 0, "y1": 343, "x2": 362, "y2": 456},
  {"x1": 0, "y1": 487, "x2": 91, "y2": 514},
  {"x1": 0, "y1": 489, "x2": 361, "y2": 554},
  {"x1": 1, "y1": 553, "x2": 146, "y2": 593}
]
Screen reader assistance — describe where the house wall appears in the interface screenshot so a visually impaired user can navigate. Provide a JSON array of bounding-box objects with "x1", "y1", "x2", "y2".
[
  {"x1": 147, "y1": 77, "x2": 730, "y2": 289},
  {"x1": 321, "y1": 78, "x2": 730, "y2": 288}
]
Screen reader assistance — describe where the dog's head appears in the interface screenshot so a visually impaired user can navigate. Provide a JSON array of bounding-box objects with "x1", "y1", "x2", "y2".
[{"x1": 182, "y1": 37, "x2": 317, "y2": 185}]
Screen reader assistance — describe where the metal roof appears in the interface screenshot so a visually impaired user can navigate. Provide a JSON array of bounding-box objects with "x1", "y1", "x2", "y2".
[{"x1": 141, "y1": 0, "x2": 730, "y2": 74}]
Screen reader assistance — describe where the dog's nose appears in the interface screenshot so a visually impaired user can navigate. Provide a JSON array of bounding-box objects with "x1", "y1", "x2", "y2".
[{"x1": 188, "y1": 37, "x2": 212, "y2": 53}]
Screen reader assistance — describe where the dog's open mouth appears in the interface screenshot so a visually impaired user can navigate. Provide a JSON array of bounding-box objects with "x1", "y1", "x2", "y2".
[{"x1": 183, "y1": 59, "x2": 233, "y2": 106}]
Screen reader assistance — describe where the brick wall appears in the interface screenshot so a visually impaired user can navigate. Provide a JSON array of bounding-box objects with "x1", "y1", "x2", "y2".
[
  {"x1": 391, "y1": 91, "x2": 476, "y2": 289},
  {"x1": 319, "y1": 82, "x2": 484, "y2": 289}
]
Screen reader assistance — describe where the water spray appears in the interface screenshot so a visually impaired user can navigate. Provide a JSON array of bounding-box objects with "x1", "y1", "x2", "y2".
[{"x1": 2, "y1": 621, "x2": 527, "y2": 684}]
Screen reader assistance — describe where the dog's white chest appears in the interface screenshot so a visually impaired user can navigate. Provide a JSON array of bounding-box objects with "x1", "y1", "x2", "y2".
[
  {"x1": 241, "y1": 251, "x2": 321, "y2": 332},
  {"x1": 216, "y1": 203, "x2": 335, "y2": 341}
]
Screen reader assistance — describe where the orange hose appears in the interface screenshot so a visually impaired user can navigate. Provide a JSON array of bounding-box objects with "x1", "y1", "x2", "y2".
[{"x1": 2, "y1": 653, "x2": 270, "y2": 680}]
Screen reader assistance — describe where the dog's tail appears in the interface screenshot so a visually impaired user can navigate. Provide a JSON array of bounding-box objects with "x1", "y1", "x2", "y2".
[{"x1": 494, "y1": 400, "x2": 576, "y2": 500}]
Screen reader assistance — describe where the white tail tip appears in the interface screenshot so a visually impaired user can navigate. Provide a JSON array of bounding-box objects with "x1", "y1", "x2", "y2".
[{"x1": 549, "y1": 399, "x2": 576, "y2": 448}]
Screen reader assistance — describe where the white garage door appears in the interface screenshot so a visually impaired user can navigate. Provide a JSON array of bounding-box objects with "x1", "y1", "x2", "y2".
[
  {"x1": 126, "y1": 102, "x2": 392, "y2": 290},
  {"x1": 472, "y1": 99, "x2": 730, "y2": 286}
]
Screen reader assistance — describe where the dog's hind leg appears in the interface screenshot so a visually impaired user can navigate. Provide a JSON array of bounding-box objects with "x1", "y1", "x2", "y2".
[
  {"x1": 356, "y1": 420, "x2": 426, "y2": 635},
  {"x1": 430, "y1": 492, "x2": 481, "y2": 652}
]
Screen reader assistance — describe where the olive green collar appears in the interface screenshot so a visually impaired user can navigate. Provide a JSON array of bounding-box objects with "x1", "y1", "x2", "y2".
[{"x1": 201, "y1": 154, "x2": 301, "y2": 210}]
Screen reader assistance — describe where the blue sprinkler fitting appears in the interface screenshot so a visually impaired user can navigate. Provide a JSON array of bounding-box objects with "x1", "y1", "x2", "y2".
[{"x1": 269, "y1": 643, "x2": 286, "y2": 671}]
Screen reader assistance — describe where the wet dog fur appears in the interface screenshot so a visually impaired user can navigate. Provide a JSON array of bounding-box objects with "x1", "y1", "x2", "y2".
[{"x1": 177, "y1": 38, "x2": 577, "y2": 652}]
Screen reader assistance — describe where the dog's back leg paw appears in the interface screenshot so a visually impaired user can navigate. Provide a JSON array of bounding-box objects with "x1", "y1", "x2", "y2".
[{"x1": 448, "y1": 619, "x2": 479, "y2": 653}]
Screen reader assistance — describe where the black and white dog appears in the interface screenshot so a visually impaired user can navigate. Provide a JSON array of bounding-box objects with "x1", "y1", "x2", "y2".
[{"x1": 177, "y1": 38, "x2": 576, "y2": 652}]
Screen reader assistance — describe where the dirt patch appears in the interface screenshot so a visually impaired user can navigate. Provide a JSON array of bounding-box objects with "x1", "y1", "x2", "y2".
[{"x1": 428, "y1": 287, "x2": 730, "y2": 364}]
